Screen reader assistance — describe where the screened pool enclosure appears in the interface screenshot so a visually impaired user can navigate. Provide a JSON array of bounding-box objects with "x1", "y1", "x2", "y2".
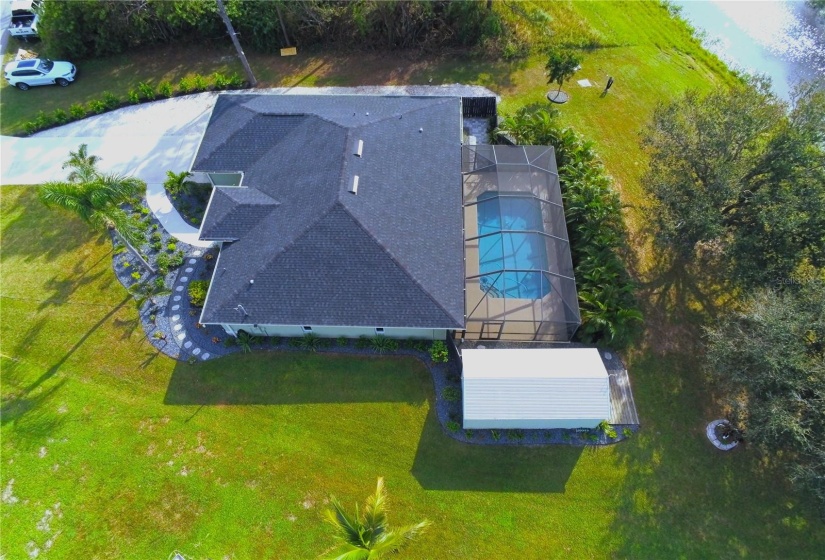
[{"x1": 461, "y1": 145, "x2": 581, "y2": 342}]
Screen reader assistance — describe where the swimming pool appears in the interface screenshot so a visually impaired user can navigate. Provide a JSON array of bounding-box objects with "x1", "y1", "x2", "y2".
[{"x1": 476, "y1": 191, "x2": 551, "y2": 299}]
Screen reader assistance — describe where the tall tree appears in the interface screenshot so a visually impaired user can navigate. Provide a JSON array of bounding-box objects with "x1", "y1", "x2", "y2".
[
  {"x1": 323, "y1": 478, "x2": 430, "y2": 559},
  {"x1": 704, "y1": 280, "x2": 825, "y2": 514},
  {"x1": 545, "y1": 47, "x2": 581, "y2": 95},
  {"x1": 642, "y1": 77, "x2": 825, "y2": 287},
  {"x1": 38, "y1": 144, "x2": 151, "y2": 271}
]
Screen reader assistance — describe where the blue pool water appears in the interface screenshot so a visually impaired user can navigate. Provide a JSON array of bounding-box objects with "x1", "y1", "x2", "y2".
[{"x1": 476, "y1": 191, "x2": 550, "y2": 299}]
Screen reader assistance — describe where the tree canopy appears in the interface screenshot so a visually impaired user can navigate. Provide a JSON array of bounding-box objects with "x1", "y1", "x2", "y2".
[
  {"x1": 545, "y1": 47, "x2": 581, "y2": 93},
  {"x1": 642, "y1": 77, "x2": 825, "y2": 288},
  {"x1": 705, "y1": 279, "x2": 825, "y2": 514}
]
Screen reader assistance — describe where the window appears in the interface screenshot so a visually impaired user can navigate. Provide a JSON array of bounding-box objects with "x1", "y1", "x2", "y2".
[
  {"x1": 302, "y1": 326, "x2": 313, "y2": 333},
  {"x1": 208, "y1": 172, "x2": 243, "y2": 187},
  {"x1": 375, "y1": 328, "x2": 384, "y2": 334}
]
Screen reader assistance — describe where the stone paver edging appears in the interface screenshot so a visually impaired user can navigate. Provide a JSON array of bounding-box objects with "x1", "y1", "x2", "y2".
[{"x1": 706, "y1": 419, "x2": 740, "y2": 451}]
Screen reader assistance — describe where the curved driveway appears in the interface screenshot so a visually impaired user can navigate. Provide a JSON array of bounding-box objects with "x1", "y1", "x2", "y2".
[{"x1": 1, "y1": 92, "x2": 220, "y2": 247}]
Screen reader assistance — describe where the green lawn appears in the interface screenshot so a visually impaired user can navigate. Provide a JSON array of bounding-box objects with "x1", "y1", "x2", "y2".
[{"x1": 3, "y1": 1, "x2": 825, "y2": 558}]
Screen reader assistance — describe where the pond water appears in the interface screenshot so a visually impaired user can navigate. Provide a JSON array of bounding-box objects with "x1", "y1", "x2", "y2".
[{"x1": 672, "y1": 0, "x2": 825, "y2": 100}]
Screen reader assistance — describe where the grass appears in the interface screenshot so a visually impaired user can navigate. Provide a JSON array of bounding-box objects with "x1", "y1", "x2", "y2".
[{"x1": 3, "y1": 1, "x2": 825, "y2": 557}]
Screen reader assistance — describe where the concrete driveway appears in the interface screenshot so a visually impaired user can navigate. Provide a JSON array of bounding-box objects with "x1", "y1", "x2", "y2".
[{"x1": 0, "y1": 92, "x2": 220, "y2": 247}]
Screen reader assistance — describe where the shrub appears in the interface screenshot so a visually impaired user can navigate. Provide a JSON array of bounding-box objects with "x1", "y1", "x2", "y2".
[
  {"x1": 442, "y1": 386, "x2": 460, "y2": 403},
  {"x1": 429, "y1": 340, "x2": 449, "y2": 363},
  {"x1": 149, "y1": 314, "x2": 156, "y2": 323},
  {"x1": 32, "y1": 111, "x2": 54, "y2": 130},
  {"x1": 464, "y1": 429, "x2": 474, "y2": 439},
  {"x1": 355, "y1": 335, "x2": 371, "y2": 349},
  {"x1": 137, "y1": 81, "x2": 155, "y2": 100},
  {"x1": 446, "y1": 421, "x2": 460, "y2": 433},
  {"x1": 188, "y1": 280, "x2": 209, "y2": 307},
  {"x1": 156, "y1": 80, "x2": 173, "y2": 98},
  {"x1": 297, "y1": 333, "x2": 322, "y2": 352},
  {"x1": 131, "y1": 271, "x2": 141, "y2": 280},
  {"x1": 491, "y1": 430, "x2": 501, "y2": 442},
  {"x1": 87, "y1": 99, "x2": 106, "y2": 114},
  {"x1": 164, "y1": 171, "x2": 193, "y2": 196},
  {"x1": 212, "y1": 72, "x2": 229, "y2": 89},
  {"x1": 101, "y1": 91, "x2": 120, "y2": 109},
  {"x1": 597, "y1": 420, "x2": 617, "y2": 439},
  {"x1": 68, "y1": 103, "x2": 86, "y2": 119},
  {"x1": 223, "y1": 336, "x2": 238, "y2": 347},
  {"x1": 226, "y1": 73, "x2": 245, "y2": 88},
  {"x1": 178, "y1": 76, "x2": 195, "y2": 93},
  {"x1": 122, "y1": 260, "x2": 131, "y2": 268},
  {"x1": 336, "y1": 336, "x2": 349, "y2": 347},
  {"x1": 128, "y1": 88, "x2": 141, "y2": 104},
  {"x1": 237, "y1": 330, "x2": 259, "y2": 353},
  {"x1": 113, "y1": 245, "x2": 126, "y2": 255},
  {"x1": 622, "y1": 427, "x2": 633, "y2": 438},
  {"x1": 191, "y1": 74, "x2": 208, "y2": 92},
  {"x1": 23, "y1": 121, "x2": 38, "y2": 135},
  {"x1": 508, "y1": 429, "x2": 525, "y2": 442},
  {"x1": 52, "y1": 108, "x2": 69, "y2": 124},
  {"x1": 167, "y1": 242, "x2": 177, "y2": 252},
  {"x1": 150, "y1": 232, "x2": 162, "y2": 243},
  {"x1": 153, "y1": 331, "x2": 165, "y2": 340},
  {"x1": 370, "y1": 336, "x2": 398, "y2": 354}
]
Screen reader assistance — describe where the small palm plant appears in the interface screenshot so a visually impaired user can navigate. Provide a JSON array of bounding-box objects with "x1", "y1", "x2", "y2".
[{"x1": 323, "y1": 478, "x2": 430, "y2": 560}]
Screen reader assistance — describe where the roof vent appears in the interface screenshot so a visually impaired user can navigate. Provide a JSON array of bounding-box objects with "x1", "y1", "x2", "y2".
[
  {"x1": 349, "y1": 175, "x2": 359, "y2": 195},
  {"x1": 354, "y1": 139, "x2": 364, "y2": 157},
  {"x1": 249, "y1": 279, "x2": 254, "y2": 285},
  {"x1": 366, "y1": 112, "x2": 370, "y2": 116},
  {"x1": 419, "y1": 128, "x2": 424, "y2": 133}
]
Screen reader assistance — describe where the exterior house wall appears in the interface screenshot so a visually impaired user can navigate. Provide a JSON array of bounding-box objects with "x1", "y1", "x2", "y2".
[{"x1": 217, "y1": 323, "x2": 447, "y2": 340}]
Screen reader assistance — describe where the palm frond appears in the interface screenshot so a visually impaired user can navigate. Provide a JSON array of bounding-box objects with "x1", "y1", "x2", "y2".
[
  {"x1": 325, "y1": 497, "x2": 365, "y2": 547},
  {"x1": 37, "y1": 182, "x2": 92, "y2": 222},
  {"x1": 361, "y1": 477, "x2": 388, "y2": 540}
]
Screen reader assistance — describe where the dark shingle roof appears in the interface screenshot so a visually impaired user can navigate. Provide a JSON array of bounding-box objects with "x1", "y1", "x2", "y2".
[{"x1": 192, "y1": 94, "x2": 465, "y2": 329}]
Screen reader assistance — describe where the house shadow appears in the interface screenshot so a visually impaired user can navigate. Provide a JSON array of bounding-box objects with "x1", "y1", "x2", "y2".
[
  {"x1": 163, "y1": 352, "x2": 429, "y2": 406},
  {"x1": 411, "y1": 408, "x2": 582, "y2": 493}
]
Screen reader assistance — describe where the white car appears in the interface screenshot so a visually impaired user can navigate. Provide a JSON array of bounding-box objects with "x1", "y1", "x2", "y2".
[{"x1": 3, "y1": 58, "x2": 77, "y2": 90}]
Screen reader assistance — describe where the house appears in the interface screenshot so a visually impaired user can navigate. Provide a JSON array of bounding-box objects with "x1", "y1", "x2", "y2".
[
  {"x1": 191, "y1": 93, "x2": 580, "y2": 343},
  {"x1": 191, "y1": 94, "x2": 465, "y2": 340}
]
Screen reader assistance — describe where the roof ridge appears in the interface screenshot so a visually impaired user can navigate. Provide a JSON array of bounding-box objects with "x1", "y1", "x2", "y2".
[
  {"x1": 337, "y1": 204, "x2": 463, "y2": 326},
  {"x1": 350, "y1": 96, "x2": 457, "y2": 130}
]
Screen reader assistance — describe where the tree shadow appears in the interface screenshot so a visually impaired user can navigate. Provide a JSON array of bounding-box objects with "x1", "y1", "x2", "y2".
[
  {"x1": 607, "y1": 351, "x2": 825, "y2": 557},
  {"x1": 0, "y1": 188, "x2": 98, "y2": 261},
  {"x1": 0, "y1": 358, "x2": 67, "y2": 444},
  {"x1": 39, "y1": 251, "x2": 114, "y2": 310},
  {"x1": 410, "y1": 408, "x2": 582, "y2": 493},
  {"x1": 14, "y1": 296, "x2": 131, "y2": 400},
  {"x1": 163, "y1": 352, "x2": 428, "y2": 405}
]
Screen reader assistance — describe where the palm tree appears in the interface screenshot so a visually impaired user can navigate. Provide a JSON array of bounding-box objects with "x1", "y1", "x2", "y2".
[
  {"x1": 38, "y1": 144, "x2": 152, "y2": 271},
  {"x1": 62, "y1": 143, "x2": 101, "y2": 181},
  {"x1": 323, "y1": 478, "x2": 430, "y2": 560}
]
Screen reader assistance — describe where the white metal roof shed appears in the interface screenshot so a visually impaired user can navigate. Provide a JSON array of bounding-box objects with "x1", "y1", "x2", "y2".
[{"x1": 462, "y1": 348, "x2": 611, "y2": 430}]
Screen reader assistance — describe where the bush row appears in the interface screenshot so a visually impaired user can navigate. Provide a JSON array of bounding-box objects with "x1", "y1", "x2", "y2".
[
  {"x1": 39, "y1": 0, "x2": 510, "y2": 60},
  {"x1": 496, "y1": 108, "x2": 642, "y2": 348},
  {"x1": 22, "y1": 71, "x2": 245, "y2": 135}
]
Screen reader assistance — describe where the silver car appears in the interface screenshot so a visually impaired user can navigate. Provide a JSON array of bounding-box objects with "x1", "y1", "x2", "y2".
[{"x1": 3, "y1": 58, "x2": 77, "y2": 90}]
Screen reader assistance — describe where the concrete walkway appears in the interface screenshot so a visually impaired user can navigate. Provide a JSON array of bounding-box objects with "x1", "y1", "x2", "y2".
[
  {"x1": 0, "y1": 93, "x2": 220, "y2": 248},
  {"x1": 1, "y1": 85, "x2": 499, "y2": 248}
]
